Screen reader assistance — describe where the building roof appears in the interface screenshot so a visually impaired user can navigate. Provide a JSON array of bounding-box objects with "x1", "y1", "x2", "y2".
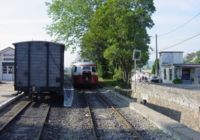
[
  {"x1": 161, "y1": 63, "x2": 200, "y2": 68},
  {"x1": 174, "y1": 64, "x2": 200, "y2": 68},
  {"x1": 73, "y1": 61, "x2": 96, "y2": 66},
  {"x1": 159, "y1": 51, "x2": 183, "y2": 54},
  {"x1": 0, "y1": 47, "x2": 14, "y2": 54}
]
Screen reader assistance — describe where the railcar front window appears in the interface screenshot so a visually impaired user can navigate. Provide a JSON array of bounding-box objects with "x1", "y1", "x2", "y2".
[
  {"x1": 92, "y1": 66, "x2": 96, "y2": 72},
  {"x1": 82, "y1": 66, "x2": 90, "y2": 71},
  {"x1": 73, "y1": 66, "x2": 77, "y2": 72}
]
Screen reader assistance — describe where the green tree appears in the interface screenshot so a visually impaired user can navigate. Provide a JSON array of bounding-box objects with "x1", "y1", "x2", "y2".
[
  {"x1": 81, "y1": 0, "x2": 155, "y2": 83},
  {"x1": 151, "y1": 59, "x2": 159, "y2": 74},
  {"x1": 80, "y1": 30, "x2": 110, "y2": 78},
  {"x1": 46, "y1": 0, "x2": 105, "y2": 47},
  {"x1": 184, "y1": 52, "x2": 196, "y2": 63},
  {"x1": 195, "y1": 51, "x2": 200, "y2": 63},
  {"x1": 47, "y1": 0, "x2": 155, "y2": 83},
  {"x1": 184, "y1": 50, "x2": 200, "y2": 63}
]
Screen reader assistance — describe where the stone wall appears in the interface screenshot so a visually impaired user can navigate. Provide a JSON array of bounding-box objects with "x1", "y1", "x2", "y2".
[{"x1": 131, "y1": 82, "x2": 200, "y2": 131}]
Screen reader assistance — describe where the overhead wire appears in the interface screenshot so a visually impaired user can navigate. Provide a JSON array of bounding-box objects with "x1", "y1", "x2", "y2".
[
  {"x1": 149, "y1": 32, "x2": 200, "y2": 55},
  {"x1": 161, "y1": 32, "x2": 200, "y2": 51},
  {"x1": 149, "y1": 11, "x2": 200, "y2": 53},
  {"x1": 158, "y1": 11, "x2": 200, "y2": 37}
]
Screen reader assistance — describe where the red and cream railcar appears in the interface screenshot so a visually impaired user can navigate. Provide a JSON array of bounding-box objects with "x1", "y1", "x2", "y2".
[{"x1": 72, "y1": 62, "x2": 98, "y2": 86}]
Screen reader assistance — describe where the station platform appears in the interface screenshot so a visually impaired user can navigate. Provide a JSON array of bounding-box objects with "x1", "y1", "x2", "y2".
[
  {"x1": 0, "y1": 82, "x2": 18, "y2": 103},
  {"x1": 0, "y1": 81, "x2": 21, "y2": 110}
]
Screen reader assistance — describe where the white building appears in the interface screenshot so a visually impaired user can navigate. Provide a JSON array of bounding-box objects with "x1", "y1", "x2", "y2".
[
  {"x1": 159, "y1": 51, "x2": 200, "y2": 84},
  {"x1": 0, "y1": 47, "x2": 15, "y2": 81},
  {"x1": 131, "y1": 70, "x2": 151, "y2": 82}
]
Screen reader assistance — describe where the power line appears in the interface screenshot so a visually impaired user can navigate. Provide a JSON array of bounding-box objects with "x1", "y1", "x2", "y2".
[
  {"x1": 161, "y1": 32, "x2": 200, "y2": 51},
  {"x1": 158, "y1": 11, "x2": 200, "y2": 37}
]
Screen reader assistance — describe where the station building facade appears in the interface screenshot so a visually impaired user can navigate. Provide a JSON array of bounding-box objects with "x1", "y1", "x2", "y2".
[
  {"x1": 159, "y1": 51, "x2": 200, "y2": 84},
  {"x1": 0, "y1": 47, "x2": 15, "y2": 81}
]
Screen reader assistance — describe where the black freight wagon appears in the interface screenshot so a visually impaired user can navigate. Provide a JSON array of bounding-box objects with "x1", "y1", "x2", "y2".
[{"x1": 13, "y1": 41, "x2": 65, "y2": 96}]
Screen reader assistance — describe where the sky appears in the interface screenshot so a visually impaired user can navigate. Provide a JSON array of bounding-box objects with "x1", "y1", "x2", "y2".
[
  {"x1": 148, "y1": 0, "x2": 200, "y2": 60},
  {"x1": 0, "y1": 0, "x2": 200, "y2": 66},
  {"x1": 0, "y1": 0, "x2": 78, "y2": 67}
]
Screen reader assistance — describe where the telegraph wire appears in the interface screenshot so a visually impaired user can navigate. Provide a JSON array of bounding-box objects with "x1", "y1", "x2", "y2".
[
  {"x1": 161, "y1": 32, "x2": 200, "y2": 51},
  {"x1": 150, "y1": 32, "x2": 200, "y2": 54},
  {"x1": 158, "y1": 11, "x2": 200, "y2": 37}
]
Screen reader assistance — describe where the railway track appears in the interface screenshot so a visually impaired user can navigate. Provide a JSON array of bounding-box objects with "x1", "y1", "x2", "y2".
[
  {"x1": 0, "y1": 100, "x2": 31, "y2": 133},
  {"x1": 83, "y1": 90, "x2": 143, "y2": 140},
  {"x1": 0, "y1": 97, "x2": 51, "y2": 140},
  {"x1": 83, "y1": 91, "x2": 98, "y2": 140},
  {"x1": 96, "y1": 93, "x2": 143, "y2": 140}
]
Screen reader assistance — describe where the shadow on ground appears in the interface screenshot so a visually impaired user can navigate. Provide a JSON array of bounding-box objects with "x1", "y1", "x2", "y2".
[{"x1": 146, "y1": 103, "x2": 181, "y2": 122}]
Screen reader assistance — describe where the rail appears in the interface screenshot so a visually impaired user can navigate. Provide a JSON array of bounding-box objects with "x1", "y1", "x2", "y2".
[
  {"x1": 96, "y1": 92, "x2": 143, "y2": 140},
  {"x1": 35, "y1": 104, "x2": 51, "y2": 140},
  {"x1": 83, "y1": 91, "x2": 98, "y2": 140},
  {"x1": 0, "y1": 97, "x2": 51, "y2": 140},
  {"x1": 0, "y1": 100, "x2": 31, "y2": 133}
]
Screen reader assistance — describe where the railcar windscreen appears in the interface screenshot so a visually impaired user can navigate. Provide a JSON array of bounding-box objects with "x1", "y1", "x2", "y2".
[
  {"x1": 73, "y1": 66, "x2": 77, "y2": 72},
  {"x1": 92, "y1": 66, "x2": 96, "y2": 72},
  {"x1": 82, "y1": 66, "x2": 90, "y2": 71}
]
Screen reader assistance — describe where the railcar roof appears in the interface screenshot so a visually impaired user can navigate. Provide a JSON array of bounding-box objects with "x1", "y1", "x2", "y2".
[
  {"x1": 73, "y1": 62, "x2": 96, "y2": 66},
  {"x1": 13, "y1": 40, "x2": 65, "y2": 47}
]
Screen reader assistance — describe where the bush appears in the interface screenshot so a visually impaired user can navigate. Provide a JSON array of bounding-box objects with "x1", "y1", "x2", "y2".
[
  {"x1": 113, "y1": 68, "x2": 123, "y2": 81},
  {"x1": 173, "y1": 78, "x2": 182, "y2": 84}
]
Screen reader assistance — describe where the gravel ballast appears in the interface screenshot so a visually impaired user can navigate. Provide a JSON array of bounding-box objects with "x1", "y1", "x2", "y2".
[
  {"x1": 99, "y1": 88, "x2": 174, "y2": 140},
  {"x1": 41, "y1": 92, "x2": 94, "y2": 140},
  {"x1": 85, "y1": 91, "x2": 136, "y2": 140}
]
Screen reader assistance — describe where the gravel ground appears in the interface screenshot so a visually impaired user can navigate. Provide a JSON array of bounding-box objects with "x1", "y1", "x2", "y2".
[
  {"x1": 41, "y1": 92, "x2": 94, "y2": 140},
  {"x1": 86, "y1": 91, "x2": 137, "y2": 140},
  {"x1": 99, "y1": 89, "x2": 174, "y2": 140}
]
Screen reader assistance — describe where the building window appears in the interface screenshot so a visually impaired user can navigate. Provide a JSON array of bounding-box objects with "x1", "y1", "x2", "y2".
[
  {"x1": 8, "y1": 66, "x2": 14, "y2": 74},
  {"x1": 174, "y1": 68, "x2": 177, "y2": 78},
  {"x1": 164, "y1": 69, "x2": 166, "y2": 80},
  {"x1": 3, "y1": 66, "x2": 7, "y2": 74},
  {"x1": 169, "y1": 69, "x2": 172, "y2": 80}
]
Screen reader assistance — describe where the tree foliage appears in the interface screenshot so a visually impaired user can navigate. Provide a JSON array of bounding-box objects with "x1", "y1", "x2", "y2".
[
  {"x1": 46, "y1": 0, "x2": 105, "y2": 47},
  {"x1": 81, "y1": 0, "x2": 155, "y2": 83},
  {"x1": 47, "y1": 0, "x2": 155, "y2": 83},
  {"x1": 151, "y1": 59, "x2": 159, "y2": 74},
  {"x1": 184, "y1": 50, "x2": 200, "y2": 63}
]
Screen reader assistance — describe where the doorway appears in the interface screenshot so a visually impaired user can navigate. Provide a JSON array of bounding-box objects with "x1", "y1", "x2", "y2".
[{"x1": 2, "y1": 62, "x2": 14, "y2": 81}]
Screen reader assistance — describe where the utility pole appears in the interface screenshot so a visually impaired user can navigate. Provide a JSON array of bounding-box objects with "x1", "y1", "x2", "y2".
[
  {"x1": 155, "y1": 34, "x2": 158, "y2": 76},
  {"x1": 134, "y1": 59, "x2": 136, "y2": 93},
  {"x1": 133, "y1": 49, "x2": 141, "y2": 93}
]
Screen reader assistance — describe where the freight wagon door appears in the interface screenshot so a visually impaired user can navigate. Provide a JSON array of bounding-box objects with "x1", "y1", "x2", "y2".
[
  {"x1": 30, "y1": 42, "x2": 47, "y2": 87},
  {"x1": 49, "y1": 43, "x2": 63, "y2": 88}
]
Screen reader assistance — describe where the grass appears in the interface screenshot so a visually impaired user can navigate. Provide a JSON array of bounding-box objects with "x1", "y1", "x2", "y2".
[{"x1": 98, "y1": 78, "x2": 131, "y2": 89}]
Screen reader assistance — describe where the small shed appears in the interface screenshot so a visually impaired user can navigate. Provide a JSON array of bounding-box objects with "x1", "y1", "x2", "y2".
[{"x1": 0, "y1": 47, "x2": 15, "y2": 81}]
